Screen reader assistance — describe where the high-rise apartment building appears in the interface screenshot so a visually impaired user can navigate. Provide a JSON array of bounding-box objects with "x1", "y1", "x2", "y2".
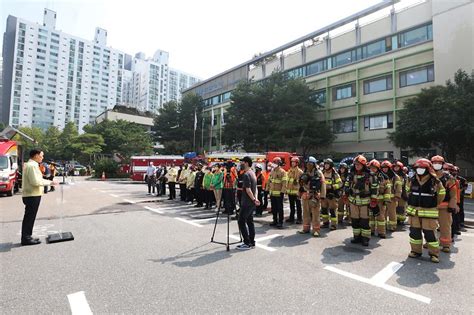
[
  {"x1": 168, "y1": 69, "x2": 200, "y2": 103},
  {"x1": 121, "y1": 50, "x2": 169, "y2": 113},
  {"x1": 2, "y1": 9, "x2": 129, "y2": 131}
]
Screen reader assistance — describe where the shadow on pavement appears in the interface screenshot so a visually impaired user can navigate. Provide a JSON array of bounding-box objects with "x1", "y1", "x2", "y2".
[
  {"x1": 395, "y1": 254, "x2": 455, "y2": 287},
  {"x1": 320, "y1": 238, "x2": 381, "y2": 265},
  {"x1": 148, "y1": 242, "x2": 234, "y2": 267},
  {"x1": 0, "y1": 242, "x2": 22, "y2": 252},
  {"x1": 267, "y1": 233, "x2": 311, "y2": 248}
]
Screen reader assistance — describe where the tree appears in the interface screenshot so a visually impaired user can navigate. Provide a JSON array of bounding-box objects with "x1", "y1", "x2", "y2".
[
  {"x1": 152, "y1": 93, "x2": 203, "y2": 154},
  {"x1": 13, "y1": 126, "x2": 44, "y2": 159},
  {"x1": 58, "y1": 121, "x2": 79, "y2": 160},
  {"x1": 389, "y1": 69, "x2": 474, "y2": 163},
  {"x1": 223, "y1": 72, "x2": 334, "y2": 155},
  {"x1": 42, "y1": 126, "x2": 62, "y2": 159},
  {"x1": 83, "y1": 119, "x2": 153, "y2": 158},
  {"x1": 69, "y1": 133, "x2": 105, "y2": 164}
]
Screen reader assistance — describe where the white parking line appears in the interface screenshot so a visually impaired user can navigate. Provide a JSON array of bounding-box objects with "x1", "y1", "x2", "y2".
[
  {"x1": 67, "y1": 291, "x2": 92, "y2": 315},
  {"x1": 461, "y1": 233, "x2": 474, "y2": 238},
  {"x1": 324, "y1": 262, "x2": 431, "y2": 304},
  {"x1": 193, "y1": 217, "x2": 219, "y2": 222},
  {"x1": 109, "y1": 194, "x2": 119, "y2": 198},
  {"x1": 143, "y1": 206, "x2": 164, "y2": 214},
  {"x1": 370, "y1": 262, "x2": 404, "y2": 285},
  {"x1": 255, "y1": 234, "x2": 281, "y2": 242},
  {"x1": 229, "y1": 235, "x2": 276, "y2": 252},
  {"x1": 123, "y1": 199, "x2": 137, "y2": 204},
  {"x1": 175, "y1": 217, "x2": 203, "y2": 227}
]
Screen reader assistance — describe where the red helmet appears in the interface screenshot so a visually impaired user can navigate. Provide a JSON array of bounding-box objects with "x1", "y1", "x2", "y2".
[
  {"x1": 368, "y1": 159, "x2": 381, "y2": 169},
  {"x1": 443, "y1": 163, "x2": 455, "y2": 171},
  {"x1": 392, "y1": 161, "x2": 404, "y2": 169},
  {"x1": 273, "y1": 157, "x2": 282, "y2": 165},
  {"x1": 353, "y1": 155, "x2": 367, "y2": 165},
  {"x1": 413, "y1": 158, "x2": 432, "y2": 169},
  {"x1": 431, "y1": 155, "x2": 445, "y2": 163},
  {"x1": 381, "y1": 160, "x2": 392, "y2": 169},
  {"x1": 291, "y1": 157, "x2": 299, "y2": 163}
]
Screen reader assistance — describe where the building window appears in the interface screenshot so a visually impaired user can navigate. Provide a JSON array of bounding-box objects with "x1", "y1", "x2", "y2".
[
  {"x1": 332, "y1": 50, "x2": 357, "y2": 68},
  {"x1": 399, "y1": 65, "x2": 434, "y2": 88},
  {"x1": 333, "y1": 117, "x2": 357, "y2": 133},
  {"x1": 306, "y1": 59, "x2": 327, "y2": 76},
  {"x1": 310, "y1": 89, "x2": 326, "y2": 105},
  {"x1": 364, "y1": 113, "x2": 393, "y2": 130},
  {"x1": 398, "y1": 24, "x2": 433, "y2": 48},
  {"x1": 333, "y1": 83, "x2": 355, "y2": 100},
  {"x1": 362, "y1": 39, "x2": 386, "y2": 58},
  {"x1": 363, "y1": 75, "x2": 392, "y2": 94}
]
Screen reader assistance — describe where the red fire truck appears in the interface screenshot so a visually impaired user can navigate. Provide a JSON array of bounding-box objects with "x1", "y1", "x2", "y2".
[
  {"x1": 204, "y1": 151, "x2": 299, "y2": 171},
  {"x1": 0, "y1": 139, "x2": 20, "y2": 196},
  {"x1": 129, "y1": 155, "x2": 185, "y2": 181}
]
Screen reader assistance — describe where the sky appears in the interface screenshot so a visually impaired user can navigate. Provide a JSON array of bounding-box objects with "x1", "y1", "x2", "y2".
[{"x1": 0, "y1": 0, "x2": 421, "y2": 79}]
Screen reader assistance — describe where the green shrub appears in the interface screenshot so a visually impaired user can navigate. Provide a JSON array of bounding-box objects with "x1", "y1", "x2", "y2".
[
  {"x1": 79, "y1": 168, "x2": 87, "y2": 176},
  {"x1": 93, "y1": 159, "x2": 119, "y2": 178}
]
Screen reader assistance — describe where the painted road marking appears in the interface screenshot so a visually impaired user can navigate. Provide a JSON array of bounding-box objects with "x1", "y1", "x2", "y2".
[
  {"x1": 229, "y1": 235, "x2": 276, "y2": 252},
  {"x1": 109, "y1": 194, "x2": 119, "y2": 198},
  {"x1": 461, "y1": 233, "x2": 474, "y2": 238},
  {"x1": 193, "y1": 217, "x2": 220, "y2": 222},
  {"x1": 144, "y1": 206, "x2": 164, "y2": 214},
  {"x1": 67, "y1": 291, "x2": 92, "y2": 315},
  {"x1": 123, "y1": 199, "x2": 137, "y2": 204},
  {"x1": 255, "y1": 234, "x2": 281, "y2": 242},
  {"x1": 370, "y1": 262, "x2": 404, "y2": 285},
  {"x1": 324, "y1": 263, "x2": 431, "y2": 304},
  {"x1": 175, "y1": 217, "x2": 203, "y2": 227}
]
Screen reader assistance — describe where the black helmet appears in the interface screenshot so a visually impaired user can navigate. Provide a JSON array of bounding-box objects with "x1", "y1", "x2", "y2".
[
  {"x1": 339, "y1": 162, "x2": 348, "y2": 169},
  {"x1": 324, "y1": 158, "x2": 334, "y2": 167}
]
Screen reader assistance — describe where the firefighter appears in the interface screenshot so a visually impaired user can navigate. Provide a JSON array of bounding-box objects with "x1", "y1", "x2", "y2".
[
  {"x1": 366, "y1": 159, "x2": 390, "y2": 238},
  {"x1": 444, "y1": 163, "x2": 461, "y2": 239},
  {"x1": 344, "y1": 155, "x2": 372, "y2": 246},
  {"x1": 268, "y1": 157, "x2": 288, "y2": 229},
  {"x1": 337, "y1": 162, "x2": 349, "y2": 224},
  {"x1": 286, "y1": 157, "x2": 303, "y2": 224},
  {"x1": 298, "y1": 156, "x2": 326, "y2": 237},
  {"x1": 431, "y1": 156, "x2": 457, "y2": 253},
  {"x1": 392, "y1": 161, "x2": 408, "y2": 225},
  {"x1": 186, "y1": 165, "x2": 196, "y2": 204},
  {"x1": 381, "y1": 160, "x2": 402, "y2": 232},
  {"x1": 406, "y1": 158, "x2": 446, "y2": 263},
  {"x1": 255, "y1": 165, "x2": 266, "y2": 217},
  {"x1": 222, "y1": 160, "x2": 237, "y2": 215},
  {"x1": 321, "y1": 158, "x2": 342, "y2": 230}
]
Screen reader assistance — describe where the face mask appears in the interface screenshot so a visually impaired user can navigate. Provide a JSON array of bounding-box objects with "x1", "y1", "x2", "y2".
[
  {"x1": 433, "y1": 164, "x2": 442, "y2": 171},
  {"x1": 240, "y1": 163, "x2": 245, "y2": 170},
  {"x1": 416, "y1": 168, "x2": 427, "y2": 175}
]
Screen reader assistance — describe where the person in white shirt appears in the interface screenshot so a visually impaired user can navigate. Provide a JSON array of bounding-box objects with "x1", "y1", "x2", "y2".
[{"x1": 145, "y1": 162, "x2": 157, "y2": 195}]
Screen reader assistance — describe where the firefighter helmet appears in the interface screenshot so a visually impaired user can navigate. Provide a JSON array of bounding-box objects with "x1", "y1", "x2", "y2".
[
  {"x1": 368, "y1": 159, "x2": 381, "y2": 169},
  {"x1": 306, "y1": 156, "x2": 317, "y2": 165},
  {"x1": 272, "y1": 157, "x2": 282, "y2": 165},
  {"x1": 392, "y1": 160, "x2": 404, "y2": 169},
  {"x1": 339, "y1": 162, "x2": 348, "y2": 169},
  {"x1": 413, "y1": 158, "x2": 432, "y2": 169},
  {"x1": 443, "y1": 163, "x2": 455, "y2": 171},
  {"x1": 323, "y1": 158, "x2": 334, "y2": 167},
  {"x1": 403, "y1": 166, "x2": 408, "y2": 173},
  {"x1": 431, "y1": 155, "x2": 445, "y2": 163},
  {"x1": 353, "y1": 155, "x2": 367, "y2": 165},
  {"x1": 381, "y1": 160, "x2": 392, "y2": 169},
  {"x1": 291, "y1": 157, "x2": 300, "y2": 163}
]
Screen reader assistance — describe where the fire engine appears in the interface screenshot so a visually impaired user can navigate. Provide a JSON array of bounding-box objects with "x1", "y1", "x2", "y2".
[
  {"x1": 205, "y1": 151, "x2": 299, "y2": 171},
  {"x1": 0, "y1": 139, "x2": 20, "y2": 196},
  {"x1": 129, "y1": 155, "x2": 185, "y2": 181}
]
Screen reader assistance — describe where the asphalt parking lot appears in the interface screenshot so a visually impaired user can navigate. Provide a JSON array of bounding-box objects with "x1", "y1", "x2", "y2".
[{"x1": 1, "y1": 178, "x2": 473, "y2": 314}]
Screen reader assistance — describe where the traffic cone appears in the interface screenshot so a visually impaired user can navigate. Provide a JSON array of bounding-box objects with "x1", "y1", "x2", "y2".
[{"x1": 101, "y1": 172, "x2": 106, "y2": 181}]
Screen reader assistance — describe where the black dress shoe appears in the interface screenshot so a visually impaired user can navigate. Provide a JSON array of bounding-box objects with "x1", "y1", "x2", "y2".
[{"x1": 21, "y1": 238, "x2": 41, "y2": 246}]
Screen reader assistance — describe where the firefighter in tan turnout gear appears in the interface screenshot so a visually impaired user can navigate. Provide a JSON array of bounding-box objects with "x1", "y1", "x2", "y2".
[
  {"x1": 431, "y1": 155, "x2": 458, "y2": 253},
  {"x1": 337, "y1": 162, "x2": 350, "y2": 224},
  {"x1": 286, "y1": 157, "x2": 303, "y2": 224},
  {"x1": 407, "y1": 158, "x2": 446, "y2": 263},
  {"x1": 268, "y1": 157, "x2": 288, "y2": 229},
  {"x1": 366, "y1": 159, "x2": 390, "y2": 239},
  {"x1": 320, "y1": 158, "x2": 342, "y2": 231},
  {"x1": 298, "y1": 156, "x2": 326, "y2": 237},
  {"x1": 380, "y1": 160, "x2": 402, "y2": 233}
]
